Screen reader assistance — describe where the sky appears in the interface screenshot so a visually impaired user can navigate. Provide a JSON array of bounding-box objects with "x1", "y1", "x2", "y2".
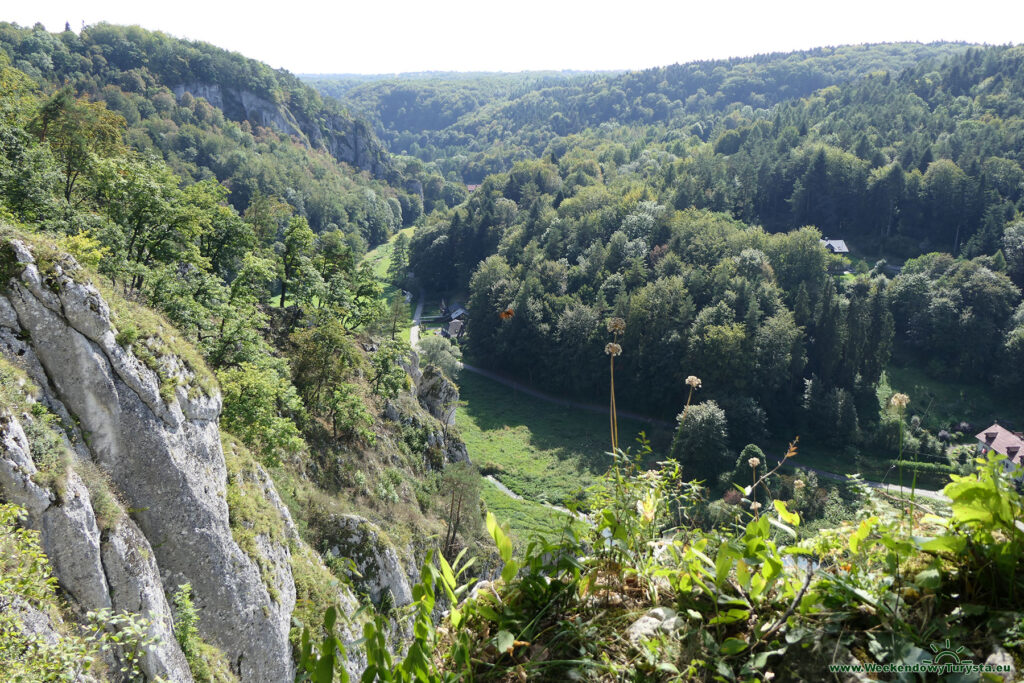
[{"x1": 6, "y1": 0, "x2": 1023, "y2": 75}]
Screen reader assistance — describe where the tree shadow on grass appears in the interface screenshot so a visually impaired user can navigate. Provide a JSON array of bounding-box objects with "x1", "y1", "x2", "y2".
[{"x1": 457, "y1": 371, "x2": 671, "y2": 477}]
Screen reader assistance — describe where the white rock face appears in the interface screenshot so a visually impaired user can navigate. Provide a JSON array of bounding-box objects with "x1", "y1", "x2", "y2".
[
  {"x1": 0, "y1": 412, "x2": 192, "y2": 681},
  {"x1": 171, "y1": 82, "x2": 392, "y2": 179},
  {"x1": 0, "y1": 240, "x2": 293, "y2": 681},
  {"x1": 327, "y1": 514, "x2": 414, "y2": 608},
  {"x1": 101, "y1": 519, "x2": 194, "y2": 682}
]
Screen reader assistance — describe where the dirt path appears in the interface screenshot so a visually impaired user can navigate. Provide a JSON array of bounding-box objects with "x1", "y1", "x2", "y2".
[
  {"x1": 409, "y1": 290, "x2": 424, "y2": 348},
  {"x1": 484, "y1": 476, "x2": 590, "y2": 522}
]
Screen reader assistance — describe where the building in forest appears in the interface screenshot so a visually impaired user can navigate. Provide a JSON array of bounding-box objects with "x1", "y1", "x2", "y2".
[
  {"x1": 821, "y1": 238, "x2": 850, "y2": 254},
  {"x1": 976, "y1": 423, "x2": 1024, "y2": 478}
]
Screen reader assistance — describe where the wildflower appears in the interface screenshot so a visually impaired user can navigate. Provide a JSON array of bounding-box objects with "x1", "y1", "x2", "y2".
[
  {"x1": 794, "y1": 479, "x2": 806, "y2": 490},
  {"x1": 605, "y1": 342, "x2": 622, "y2": 356},
  {"x1": 749, "y1": 501, "x2": 762, "y2": 511},
  {"x1": 890, "y1": 393, "x2": 910, "y2": 410},
  {"x1": 685, "y1": 375, "x2": 701, "y2": 389},
  {"x1": 748, "y1": 457, "x2": 761, "y2": 469},
  {"x1": 636, "y1": 496, "x2": 657, "y2": 524},
  {"x1": 606, "y1": 317, "x2": 626, "y2": 334}
]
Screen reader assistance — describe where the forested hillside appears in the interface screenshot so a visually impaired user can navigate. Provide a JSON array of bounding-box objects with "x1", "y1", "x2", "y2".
[
  {"x1": 311, "y1": 43, "x2": 972, "y2": 178},
  {"x1": 317, "y1": 43, "x2": 1024, "y2": 258},
  {"x1": 3, "y1": 20, "x2": 1024, "y2": 681},
  {"x1": 0, "y1": 21, "x2": 420, "y2": 240},
  {"x1": 349, "y1": 43, "x2": 1024, "y2": 481},
  {"x1": 0, "y1": 24, "x2": 500, "y2": 679}
]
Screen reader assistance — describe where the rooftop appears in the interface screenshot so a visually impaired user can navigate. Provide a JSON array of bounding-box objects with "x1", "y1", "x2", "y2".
[
  {"x1": 975, "y1": 423, "x2": 1024, "y2": 464},
  {"x1": 821, "y1": 238, "x2": 849, "y2": 254}
]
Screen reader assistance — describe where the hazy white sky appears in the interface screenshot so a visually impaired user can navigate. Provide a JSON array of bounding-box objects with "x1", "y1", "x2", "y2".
[{"x1": 6, "y1": 0, "x2": 1023, "y2": 75}]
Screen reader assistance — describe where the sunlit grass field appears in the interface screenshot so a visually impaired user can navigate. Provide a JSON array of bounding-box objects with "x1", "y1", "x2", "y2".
[{"x1": 455, "y1": 371, "x2": 666, "y2": 508}]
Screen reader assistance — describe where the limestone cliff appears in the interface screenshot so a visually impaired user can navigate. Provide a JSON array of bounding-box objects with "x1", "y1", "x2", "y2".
[
  {"x1": 0, "y1": 233, "x2": 455, "y2": 680},
  {"x1": 0, "y1": 236, "x2": 367, "y2": 681},
  {"x1": 172, "y1": 81, "x2": 393, "y2": 180}
]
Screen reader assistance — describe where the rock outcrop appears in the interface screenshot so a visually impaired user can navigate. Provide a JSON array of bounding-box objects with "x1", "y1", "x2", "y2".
[
  {"x1": 173, "y1": 82, "x2": 392, "y2": 179},
  {"x1": 324, "y1": 514, "x2": 414, "y2": 609},
  {"x1": 416, "y1": 365, "x2": 460, "y2": 427},
  {"x1": 0, "y1": 239, "x2": 292, "y2": 681},
  {"x1": 392, "y1": 352, "x2": 469, "y2": 466},
  {"x1": 0, "y1": 408, "x2": 192, "y2": 682}
]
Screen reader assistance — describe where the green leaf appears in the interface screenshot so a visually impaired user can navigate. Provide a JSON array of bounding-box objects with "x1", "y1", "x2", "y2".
[
  {"x1": 487, "y1": 512, "x2": 514, "y2": 565},
  {"x1": 849, "y1": 516, "x2": 878, "y2": 554},
  {"x1": 477, "y1": 604, "x2": 501, "y2": 622},
  {"x1": 314, "y1": 649, "x2": 335, "y2": 683},
  {"x1": 917, "y1": 534, "x2": 966, "y2": 554},
  {"x1": 715, "y1": 543, "x2": 739, "y2": 587},
  {"x1": 438, "y1": 553, "x2": 456, "y2": 589},
  {"x1": 496, "y1": 629, "x2": 515, "y2": 655},
  {"x1": 486, "y1": 511, "x2": 498, "y2": 540},
  {"x1": 720, "y1": 637, "x2": 748, "y2": 655},
  {"x1": 773, "y1": 499, "x2": 800, "y2": 526},
  {"x1": 709, "y1": 608, "x2": 750, "y2": 625},
  {"x1": 914, "y1": 567, "x2": 942, "y2": 590},
  {"x1": 323, "y1": 606, "x2": 337, "y2": 633},
  {"x1": 500, "y1": 558, "x2": 518, "y2": 584},
  {"x1": 767, "y1": 516, "x2": 797, "y2": 539}
]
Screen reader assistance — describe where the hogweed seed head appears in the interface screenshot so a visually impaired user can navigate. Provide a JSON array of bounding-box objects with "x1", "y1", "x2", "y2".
[
  {"x1": 794, "y1": 479, "x2": 806, "y2": 490},
  {"x1": 890, "y1": 393, "x2": 910, "y2": 410},
  {"x1": 685, "y1": 375, "x2": 702, "y2": 389},
  {"x1": 748, "y1": 457, "x2": 761, "y2": 469},
  {"x1": 749, "y1": 501, "x2": 762, "y2": 511},
  {"x1": 605, "y1": 342, "x2": 622, "y2": 356},
  {"x1": 607, "y1": 317, "x2": 626, "y2": 334}
]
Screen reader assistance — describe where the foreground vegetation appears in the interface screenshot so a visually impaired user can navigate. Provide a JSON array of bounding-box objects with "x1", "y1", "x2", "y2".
[
  {"x1": 302, "y1": 441, "x2": 1023, "y2": 681},
  {"x1": 4, "y1": 20, "x2": 1024, "y2": 681}
]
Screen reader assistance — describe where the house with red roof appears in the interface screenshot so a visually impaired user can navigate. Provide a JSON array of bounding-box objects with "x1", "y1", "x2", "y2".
[{"x1": 975, "y1": 423, "x2": 1024, "y2": 479}]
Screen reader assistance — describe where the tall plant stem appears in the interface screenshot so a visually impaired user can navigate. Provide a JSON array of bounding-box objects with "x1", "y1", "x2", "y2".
[{"x1": 609, "y1": 355, "x2": 618, "y2": 452}]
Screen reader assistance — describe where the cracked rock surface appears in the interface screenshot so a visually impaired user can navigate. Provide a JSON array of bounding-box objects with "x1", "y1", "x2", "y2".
[{"x1": 0, "y1": 239, "x2": 293, "y2": 681}]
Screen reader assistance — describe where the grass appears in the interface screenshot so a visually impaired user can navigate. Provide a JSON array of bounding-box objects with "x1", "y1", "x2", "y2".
[
  {"x1": 455, "y1": 371, "x2": 662, "y2": 508},
  {"x1": 363, "y1": 226, "x2": 416, "y2": 278},
  {"x1": 362, "y1": 226, "x2": 417, "y2": 343},
  {"x1": 884, "y1": 364, "x2": 1024, "y2": 433},
  {"x1": 479, "y1": 483, "x2": 578, "y2": 547}
]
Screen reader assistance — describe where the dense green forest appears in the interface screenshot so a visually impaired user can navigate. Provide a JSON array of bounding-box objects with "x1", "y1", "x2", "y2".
[
  {"x1": 316, "y1": 43, "x2": 1024, "y2": 256},
  {"x1": 0, "y1": 20, "x2": 498, "y2": 610},
  {"x1": 3, "y1": 21, "x2": 1024, "y2": 680},
  {"x1": 310, "y1": 44, "x2": 974, "y2": 178},
  {"x1": 0, "y1": 21, "x2": 470, "y2": 242},
  {"x1": 300, "y1": 42, "x2": 1024, "y2": 482}
]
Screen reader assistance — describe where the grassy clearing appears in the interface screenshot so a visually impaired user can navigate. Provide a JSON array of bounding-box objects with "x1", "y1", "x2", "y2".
[
  {"x1": 455, "y1": 371, "x2": 664, "y2": 508},
  {"x1": 362, "y1": 226, "x2": 416, "y2": 281},
  {"x1": 479, "y1": 483, "x2": 577, "y2": 547},
  {"x1": 362, "y1": 226, "x2": 416, "y2": 343},
  {"x1": 884, "y1": 364, "x2": 1024, "y2": 433}
]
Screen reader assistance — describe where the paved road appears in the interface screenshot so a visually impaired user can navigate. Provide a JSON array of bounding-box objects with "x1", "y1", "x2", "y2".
[{"x1": 409, "y1": 289, "x2": 424, "y2": 348}]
